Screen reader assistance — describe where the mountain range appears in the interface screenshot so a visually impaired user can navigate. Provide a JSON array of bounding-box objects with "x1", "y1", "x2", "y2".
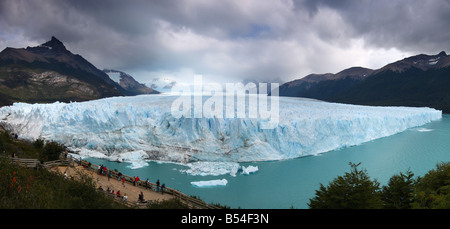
[
  {"x1": 278, "y1": 51, "x2": 450, "y2": 113},
  {"x1": 0, "y1": 36, "x2": 157, "y2": 106},
  {"x1": 2, "y1": 36, "x2": 450, "y2": 113},
  {"x1": 103, "y1": 69, "x2": 157, "y2": 95},
  {"x1": 146, "y1": 77, "x2": 178, "y2": 93}
]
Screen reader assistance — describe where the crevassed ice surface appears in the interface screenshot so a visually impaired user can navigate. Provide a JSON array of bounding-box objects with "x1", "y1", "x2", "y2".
[{"x1": 0, "y1": 95, "x2": 442, "y2": 163}]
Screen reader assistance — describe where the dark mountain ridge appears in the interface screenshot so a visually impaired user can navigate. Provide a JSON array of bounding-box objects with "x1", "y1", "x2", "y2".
[
  {"x1": 0, "y1": 36, "x2": 152, "y2": 106},
  {"x1": 278, "y1": 51, "x2": 450, "y2": 113}
]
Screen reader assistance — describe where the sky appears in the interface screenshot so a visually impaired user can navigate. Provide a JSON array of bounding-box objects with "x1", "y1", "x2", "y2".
[{"x1": 1, "y1": 0, "x2": 449, "y2": 85}]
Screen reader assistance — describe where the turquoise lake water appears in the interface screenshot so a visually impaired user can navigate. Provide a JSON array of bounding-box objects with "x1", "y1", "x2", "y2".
[{"x1": 85, "y1": 115, "x2": 450, "y2": 209}]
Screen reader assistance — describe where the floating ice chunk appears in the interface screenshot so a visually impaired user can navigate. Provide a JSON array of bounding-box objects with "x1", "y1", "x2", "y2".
[
  {"x1": 191, "y1": 179, "x2": 228, "y2": 187},
  {"x1": 241, "y1": 165, "x2": 258, "y2": 175},
  {"x1": 416, "y1": 128, "x2": 433, "y2": 132},
  {"x1": 181, "y1": 162, "x2": 240, "y2": 176},
  {"x1": 127, "y1": 160, "x2": 149, "y2": 169}
]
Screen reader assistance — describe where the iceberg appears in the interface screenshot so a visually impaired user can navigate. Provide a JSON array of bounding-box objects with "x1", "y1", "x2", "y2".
[
  {"x1": 181, "y1": 162, "x2": 241, "y2": 176},
  {"x1": 415, "y1": 128, "x2": 434, "y2": 132},
  {"x1": 241, "y1": 165, "x2": 259, "y2": 175},
  {"x1": 0, "y1": 95, "x2": 442, "y2": 165},
  {"x1": 191, "y1": 179, "x2": 228, "y2": 187}
]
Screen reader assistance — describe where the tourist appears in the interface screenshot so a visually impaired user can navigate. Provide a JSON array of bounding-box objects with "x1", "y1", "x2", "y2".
[
  {"x1": 138, "y1": 191, "x2": 146, "y2": 203},
  {"x1": 135, "y1": 176, "x2": 140, "y2": 186},
  {"x1": 116, "y1": 190, "x2": 122, "y2": 198},
  {"x1": 122, "y1": 177, "x2": 126, "y2": 187},
  {"x1": 156, "y1": 179, "x2": 160, "y2": 191},
  {"x1": 123, "y1": 193, "x2": 128, "y2": 201},
  {"x1": 161, "y1": 183, "x2": 165, "y2": 195},
  {"x1": 117, "y1": 171, "x2": 122, "y2": 181},
  {"x1": 145, "y1": 178, "x2": 149, "y2": 190}
]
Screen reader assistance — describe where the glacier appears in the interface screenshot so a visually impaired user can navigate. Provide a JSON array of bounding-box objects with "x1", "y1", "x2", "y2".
[{"x1": 0, "y1": 95, "x2": 442, "y2": 168}]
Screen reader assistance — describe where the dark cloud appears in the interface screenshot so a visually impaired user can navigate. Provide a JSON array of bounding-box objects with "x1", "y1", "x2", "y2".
[
  {"x1": 297, "y1": 0, "x2": 450, "y2": 53},
  {"x1": 0, "y1": 0, "x2": 449, "y2": 84}
]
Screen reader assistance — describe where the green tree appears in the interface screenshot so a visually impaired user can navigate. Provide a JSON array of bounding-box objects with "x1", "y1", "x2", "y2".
[
  {"x1": 381, "y1": 170, "x2": 415, "y2": 209},
  {"x1": 0, "y1": 130, "x2": 11, "y2": 155},
  {"x1": 40, "y1": 141, "x2": 65, "y2": 161},
  {"x1": 412, "y1": 162, "x2": 450, "y2": 209},
  {"x1": 0, "y1": 133, "x2": 4, "y2": 154},
  {"x1": 33, "y1": 138, "x2": 45, "y2": 149},
  {"x1": 308, "y1": 162, "x2": 383, "y2": 209}
]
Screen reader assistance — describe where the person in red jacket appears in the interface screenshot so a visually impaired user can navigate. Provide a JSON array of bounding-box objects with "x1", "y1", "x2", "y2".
[{"x1": 135, "y1": 176, "x2": 140, "y2": 186}]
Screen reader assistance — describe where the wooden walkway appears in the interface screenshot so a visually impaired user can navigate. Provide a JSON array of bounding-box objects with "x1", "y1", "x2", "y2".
[{"x1": 8, "y1": 155, "x2": 221, "y2": 209}]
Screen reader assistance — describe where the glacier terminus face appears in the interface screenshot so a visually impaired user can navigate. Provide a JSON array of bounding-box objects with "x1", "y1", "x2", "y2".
[{"x1": 0, "y1": 94, "x2": 442, "y2": 168}]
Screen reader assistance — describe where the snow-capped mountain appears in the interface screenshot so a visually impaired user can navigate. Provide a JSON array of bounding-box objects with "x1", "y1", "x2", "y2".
[
  {"x1": 103, "y1": 69, "x2": 159, "y2": 95},
  {"x1": 146, "y1": 77, "x2": 177, "y2": 93}
]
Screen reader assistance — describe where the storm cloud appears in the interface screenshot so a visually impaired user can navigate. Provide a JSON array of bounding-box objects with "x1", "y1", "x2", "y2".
[{"x1": 0, "y1": 0, "x2": 449, "y2": 84}]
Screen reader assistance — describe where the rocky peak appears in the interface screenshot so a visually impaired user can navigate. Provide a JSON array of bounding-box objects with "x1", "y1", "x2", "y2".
[
  {"x1": 438, "y1": 51, "x2": 447, "y2": 57},
  {"x1": 26, "y1": 36, "x2": 68, "y2": 53},
  {"x1": 42, "y1": 36, "x2": 67, "y2": 51}
]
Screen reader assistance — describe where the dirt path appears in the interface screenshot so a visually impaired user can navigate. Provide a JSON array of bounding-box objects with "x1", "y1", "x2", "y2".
[{"x1": 52, "y1": 164, "x2": 173, "y2": 204}]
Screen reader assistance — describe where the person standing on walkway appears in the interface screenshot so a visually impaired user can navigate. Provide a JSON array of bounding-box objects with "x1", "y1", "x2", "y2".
[
  {"x1": 122, "y1": 177, "x2": 126, "y2": 187},
  {"x1": 145, "y1": 178, "x2": 149, "y2": 190},
  {"x1": 156, "y1": 179, "x2": 160, "y2": 192},
  {"x1": 161, "y1": 183, "x2": 165, "y2": 195},
  {"x1": 135, "y1": 176, "x2": 140, "y2": 186}
]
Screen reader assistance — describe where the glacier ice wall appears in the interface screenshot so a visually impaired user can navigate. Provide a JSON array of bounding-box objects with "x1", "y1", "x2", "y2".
[{"x1": 0, "y1": 95, "x2": 442, "y2": 163}]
